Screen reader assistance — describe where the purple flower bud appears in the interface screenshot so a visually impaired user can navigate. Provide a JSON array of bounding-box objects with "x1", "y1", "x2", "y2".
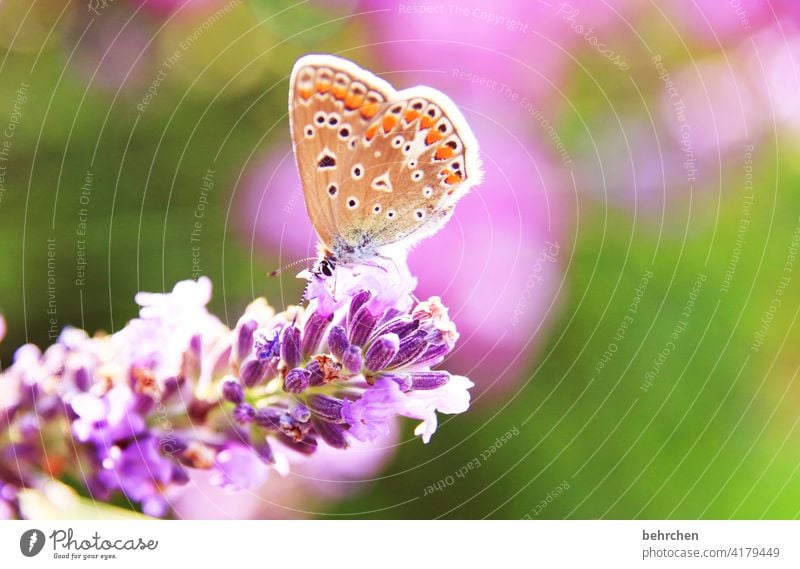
[
  {"x1": 171, "y1": 465, "x2": 190, "y2": 486},
  {"x1": 327, "y1": 325, "x2": 349, "y2": 360},
  {"x1": 254, "y1": 441, "x2": 275, "y2": 464},
  {"x1": 389, "y1": 331, "x2": 428, "y2": 369},
  {"x1": 301, "y1": 311, "x2": 333, "y2": 358},
  {"x1": 373, "y1": 317, "x2": 419, "y2": 341},
  {"x1": 73, "y1": 366, "x2": 91, "y2": 392},
  {"x1": 283, "y1": 367, "x2": 310, "y2": 393},
  {"x1": 313, "y1": 418, "x2": 349, "y2": 449},
  {"x1": 348, "y1": 307, "x2": 378, "y2": 346},
  {"x1": 342, "y1": 345, "x2": 363, "y2": 374},
  {"x1": 291, "y1": 403, "x2": 311, "y2": 423},
  {"x1": 222, "y1": 379, "x2": 244, "y2": 404},
  {"x1": 278, "y1": 433, "x2": 318, "y2": 455},
  {"x1": 411, "y1": 343, "x2": 450, "y2": 368},
  {"x1": 233, "y1": 403, "x2": 256, "y2": 424},
  {"x1": 381, "y1": 373, "x2": 413, "y2": 392},
  {"x1": 409, "y1": 371, "x2": 450, "y2": 390},
  {"x1": 306, "y1": 359, "x2": 324, "y2": 386},
  {"x1": 365, "y1": 333, "x2": 400, "y2": 372},
  {"x1": 348, "y1": 289, "x2": 372, "y2": 324},
  {"x1": 240, "y1": 358, "x2": 269, "y2": 387},
  {"x1": 307, "y1": 394, "x2": 344, "y2": 423},
  {"x1": 254, "y1": 407, "x2": 282, "y2": 429},
  {"x1": 281, "y1": 326, "x2": 301, "y2": 369},
  {"x1": 236, "y1": 319, "x2": 258, "y2": 361}
]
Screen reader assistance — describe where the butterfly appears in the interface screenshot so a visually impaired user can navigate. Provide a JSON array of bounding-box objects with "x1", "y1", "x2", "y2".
[{"x1": 288, "y1": 54, "x2": 482, "y2": 278}]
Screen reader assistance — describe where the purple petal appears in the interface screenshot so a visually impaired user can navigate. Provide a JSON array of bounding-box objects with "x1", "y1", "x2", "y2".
[
  {"x1": 307, "y1": 394, "x2": 344, "y2": 423},
  {"x1": 348, "y1": 307, "x2": 378, "y2": 347},
  {"x1": 364, "y1": 333, "x2": 400, "y2": 372},
  {"x1": 372, "y1": 317, "x2": 419, "y2": 341},
  {"x1": 283, "y1": 368, "x2": 310, "y2": 393},
  {"x1": 411, "y1": 343, "x2": 450, "y2": 368},
  {"x1": 240, "y1": 358, "x2": 269, "y2": 387},
  {"x1": 341, "y1": 378, "x2": 406, "y2": 442},
  {"x1": 212, "y1": 444, "x2": 268, "y2": 491},
  {"x1": 342, "y1": 345, "x2": 363, "y2": 374},
  {"x1": 254, "y1": 407, "x2": 282, "y2": 430},
  {"x1": 222, "y1": 379, "x2": 244, "y2": 404},
  {"x1": 236, "y1": 319, "x2": 258, "y2": 361},
  {"x1": 409, "y1": 371, "x2": 450, "y2": 390},
  {"x1": 281, "y1": 326, "x2": 302, "y2": 369},
  {"x1": 389, "y1": 331, "x2": 428, "y2": 369},
  {"x1": 233, "y1": 403, "x2": 256, "y2": 424},
  {"x1": 347, "y1": 290, "x2": 372, "y2": 324},
  {"x1": 301, "y1": 311, "x2": 333, "y2": 358},
  {"x1": 314, "y1": 419, "x2": 349, "y2": 449},
  {"x1": 327, "y1": 325, "x2": 349, "y2": 360}
]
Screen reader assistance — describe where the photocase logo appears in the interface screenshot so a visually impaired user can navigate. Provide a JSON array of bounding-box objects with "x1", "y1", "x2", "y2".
[{"x1": 20, "y1": 529, "x2": 46, "y2": 557}]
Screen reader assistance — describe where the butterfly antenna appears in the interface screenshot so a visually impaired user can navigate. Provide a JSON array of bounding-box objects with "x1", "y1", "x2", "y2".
[{"x1": 268, "y1": 257, "x2": 318, "y2": 277}]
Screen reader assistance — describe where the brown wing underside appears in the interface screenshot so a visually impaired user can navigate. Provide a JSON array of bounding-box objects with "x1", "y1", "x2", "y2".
[{"x1": 289, "y1": 56, "x2": 478, "y2": 253}]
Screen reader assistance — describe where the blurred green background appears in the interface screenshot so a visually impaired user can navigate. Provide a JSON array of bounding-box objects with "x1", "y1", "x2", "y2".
[{"x1": 2, "y1": 0, "x2": 800, "y2": 518}]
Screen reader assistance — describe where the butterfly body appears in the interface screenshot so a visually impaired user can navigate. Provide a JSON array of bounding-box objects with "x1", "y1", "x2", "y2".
[{"x1": 289, "y1": 54, "x2": 482, "y2": 275}]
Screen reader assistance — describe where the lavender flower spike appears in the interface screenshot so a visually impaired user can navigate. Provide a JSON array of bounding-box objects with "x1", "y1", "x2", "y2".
[{"x1": 0, "y1": 253, "x2": 473, "y2": 518}]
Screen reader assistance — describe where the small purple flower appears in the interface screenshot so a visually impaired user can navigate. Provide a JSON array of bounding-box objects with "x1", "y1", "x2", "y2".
[
  {"x1": 96, "y1": 437, "x2": 184, "y2": 518},
  {"x1": 342, "y1": 378, "x2": 407, "y2": 443},
  {"x1": 364, "y1": 334, "x2": 400, "y2": 372},
  {"x1": 211, "y1": 444, "x2": 269, "y2": 492},
  {"x1": 70, "y1": 386, "x2": 146, "y2": 447}
]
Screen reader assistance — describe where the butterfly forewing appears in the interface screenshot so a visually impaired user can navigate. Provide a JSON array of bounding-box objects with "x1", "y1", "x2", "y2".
[{"x1": 289, "y1": 55, "x2": 481, "y2": 261}]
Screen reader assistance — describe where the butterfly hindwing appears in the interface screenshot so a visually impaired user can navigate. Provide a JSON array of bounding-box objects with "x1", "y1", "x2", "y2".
[{"x1": 289, "y1": 54, "x2": 481, "y2": 260}]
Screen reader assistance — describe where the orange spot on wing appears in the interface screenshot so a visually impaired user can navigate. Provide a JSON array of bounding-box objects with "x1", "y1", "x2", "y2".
[
  {"x1": 361, "y1": 103, "x2": 380, "y2": 120},
  {"x1": 435, "y1": 145, "x2": 455, "y2": 160},
  {"x1": 298, "y1": 86, "x2": 313, "y2": 100},
  {"x1": 315, "y1": 78, "x2": 332, "y2": 94},
  {"x1": 404, "y1": 110, "x2": 420, "y2": 123},
  {"x1": 425, "y1": 130, "x2": 444, "y2": 145},
  {"x1": 345, "y1": 92, "x2": 365, "y2": 110},
  {"x1": 365, "y1": 123, "x2": 379, "y2": 141},
  {"x1": 332, "y1": 85, "x2": 347, "y2": 99},
  {"x1": 382, "y1": 115, "x2": 398, "y2": 133},
  {"x1": 445, "y1": 172, "x2": 463, "y2": 185},
  {"x1": 419, "y1": 115, "x2": 434, "y2": 130}
]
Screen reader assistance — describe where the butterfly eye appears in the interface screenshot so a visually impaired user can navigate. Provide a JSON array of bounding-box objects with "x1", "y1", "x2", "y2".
[
  {"x1": 327, "y1": 184, "x2": 338, "y2": 196},
  {"x1": 403, "y1": 142, "x2": 412, "y2": 154},
  {"x1": 414, "y1": 209, "x2": 425, "y2": 220},
  {"x1": 351, "y1": 164, "x2": 363, "y2": 179},
  {"x1": 423, "y1": 187, "x2": 433, "y2": 197},
  {"x1": 347, "y1": 197, "x2": 359, "y2": 209},
  {"x1": 304, "y1": 126, "x2": 314, "y2": 138},
  {"x1": 373, "y1": 204, "x2": 382, "y2": 214},
  {"x1": 338, "y1": 126, "x2": 350, "y2": 139},
  {"x1": 391, "y1": 136, "x2": 404, "y2": 148},
  {"x1": 408, "y1": 159, "x2": 418, "y2": 168},
  {"x1": 386, "y1": 210, "x2": 396, "y2": 219},
  {"x1": 328, "y1": 114, "x2": 340, "y2": 126},
  {"x1": 314, "y1": 112, "x2": 326, "y2": 124},
  {"x1": 411, "y1": 170, "x2": 424, "y2": 182}
]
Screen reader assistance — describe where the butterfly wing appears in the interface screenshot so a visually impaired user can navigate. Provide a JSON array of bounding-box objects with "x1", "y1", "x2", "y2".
[{"x1": 289, "y1": 54, "x2": 482, "y2": 260}]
